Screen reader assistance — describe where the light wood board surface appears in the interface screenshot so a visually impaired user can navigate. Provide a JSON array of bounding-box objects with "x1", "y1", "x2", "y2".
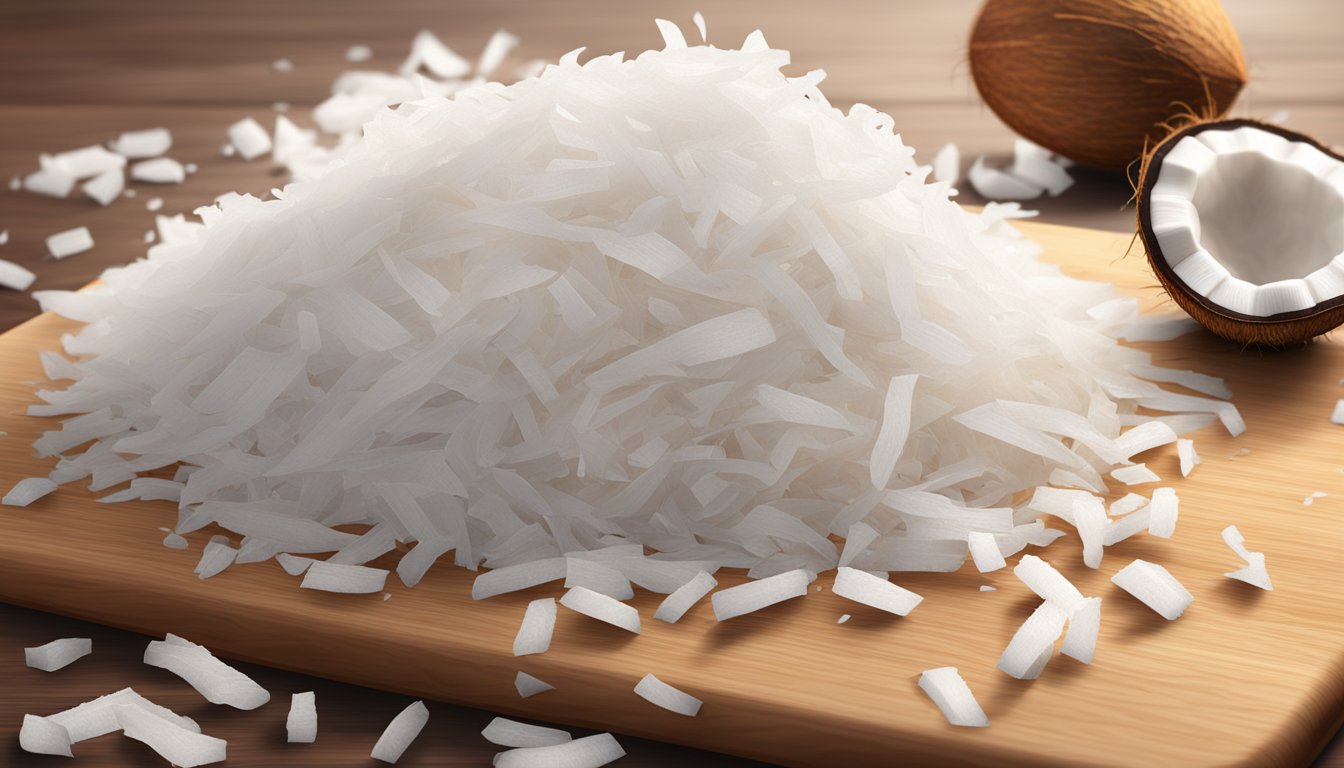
[{"x1": 2, "y1": 219, "x2": 1342, "y2": 768}]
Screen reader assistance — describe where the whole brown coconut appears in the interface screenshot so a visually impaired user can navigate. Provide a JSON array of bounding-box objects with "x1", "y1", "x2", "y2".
[{"x1": 969, "y1": 0, "x2": 1248, "y2": 171}]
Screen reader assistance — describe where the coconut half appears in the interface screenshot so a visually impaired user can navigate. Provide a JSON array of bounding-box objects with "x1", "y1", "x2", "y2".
[{"x1": 1138, "y1": 119, "x2": 1344, "y2": 346}]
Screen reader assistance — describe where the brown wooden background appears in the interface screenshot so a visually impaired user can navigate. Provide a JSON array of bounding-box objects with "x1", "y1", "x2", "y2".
[{"x1": 1, "y1": 1, "x2": 1342, "y2": 765}]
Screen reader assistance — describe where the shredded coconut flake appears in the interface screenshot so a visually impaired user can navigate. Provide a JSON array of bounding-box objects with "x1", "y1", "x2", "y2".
[
  {"x1": 514, "y1": 671, "x2": 555, "y2": 698},
  {"x1": 24, "y1": 638, "x2": 92, "y2": 672},
  {"x1": 633, "y1": 673, "x2": 702, "y2": 716},
  {"x1": 286, "y1": 691, "x2": 317, "y2": 743},
  {"x1": 45, "y1": 226, "x2": 93, "y2": 259},
  {"x1": 370, "y1": 700, "x2": 428, "y2": 764},
  {"x1": 482, "y1": 717, "x2": 571, "y2": 748},
  {"x1": 494, "y1": 732, "x2": 625, "y2": 768},
  {"x1": 143, "y1": 634, "x2": 270, "y2": 709},
  {"x1": 917, "y1": 667, "x2": 988, "y2": 727},
  {"x1": 1111, "y1": 559, "x2": 1192, "y2": 619},
  {"x1": 513, "y1": 597, "x2": 557, "y2": 656}
]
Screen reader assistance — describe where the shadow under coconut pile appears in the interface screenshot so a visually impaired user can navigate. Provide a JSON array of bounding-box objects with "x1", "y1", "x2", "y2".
[{"x1": 3, "y1": 19, "x2": 1265, "y2": 736}]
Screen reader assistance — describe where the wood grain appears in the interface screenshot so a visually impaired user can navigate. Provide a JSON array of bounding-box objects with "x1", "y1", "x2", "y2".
[
  {"x1": 4, "y1": 2, "x2": 1344, "y2": 766},
  {"x1": 2, "y1": 220, "x2": 1343, "y2": 768}
]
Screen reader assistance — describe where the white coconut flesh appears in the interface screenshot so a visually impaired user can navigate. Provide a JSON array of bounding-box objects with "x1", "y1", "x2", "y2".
[{"x1": 1148, "y1": 125, "x2": 1344, "y2": 317}]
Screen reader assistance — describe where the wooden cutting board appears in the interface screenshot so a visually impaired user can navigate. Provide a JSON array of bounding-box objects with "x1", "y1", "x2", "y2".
[{"x1": 2, "y1": 219, "x2": 1342, "y2": 768}]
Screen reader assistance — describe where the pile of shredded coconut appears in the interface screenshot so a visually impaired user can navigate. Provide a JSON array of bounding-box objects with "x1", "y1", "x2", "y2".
[{"x1": 13, "y1": 23, "x2": 1242, "y2": 599}]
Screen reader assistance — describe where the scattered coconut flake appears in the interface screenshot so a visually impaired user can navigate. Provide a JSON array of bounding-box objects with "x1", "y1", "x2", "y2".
[
  {"x1": 24, "y1": 638, "x2": 92, "y2": 672},
  {"x1": 1111, "y1": 559, "x2": 1192, "y2": 620},
  {"x1": 559, "y1": 586, "x2": 641, "y2": 633},
  {"x1": 1222, "y1": 525, "x2": 1273, "y2": 590},
  {"x1": 162, "y1": 532, "x2": 189, "y2": 549},
  {"x1": 653, "y1": 571, "x2": 717, "y2": 623},
  {"x1": 19, "y1": 714, "x2": 72, "y2": 757},
  {"x1": 401, "y1": 30, "x2": 471, "y2": 79},
  {"x1": 692, "y1": 11, "x2": 708, "y2": 42},
  {"x1": 1009, "y1": 139, "x2": 1073, "y2": 196},
  {"x1": 967, "y1": 531, "x2": 1006, "y2": 573},
  {"x1": 194, "y1": 536, "x2": 237, "y2": 579},
  {"x1": 227, "y1": 117, "x2": 272, "y2": 160},
  {"x1": 371, "y1": 700, "x2": 428, "y2": 764},
  {"x1": 979, "y1": 585, "x2": 996, "y2": 592},
  {"x1": 1303, "y1": 491, "x2": 1328, "y2": 506},
  {"x1": 1332, "y1": 400, "x2": 1344, "y2": 425},
  {"x1": 143, "y1": 229, "x2": 156, "y2": 243},
  {"x1": 1177, "y1": 439, "x2": 1200, "y2": 477},
  {"x1": 83, "y1": 167, "x2": 125, "y2": 206},
  {"x1": 1110, "y1": 463, "x2": 1160, "y2": 485},
  {"x1": 146, "y1": 196, "x2": 164, "y2": 211},
  {"x1": 220, "y1": 143, "x2": 236, "y2": 157},
  {"x1": 346, "y1": 45, "x2": 373, "y2": 63},
  {"x1": 20, "y1": 688, "x2": 201, "y2": 757},
  {"x1": 932, "y1": 143, "x2": 960, "y2": 185},
  {"x1": 654, "y1": 19, "x2": 688, "y2": 49},
  {"x1": 565, "y1": 557, "x2": 634, "y2": 600},
  {"x1": 301, "y1": 561, "x2": 389, "y2": 593},
  {"x1": 832, "y1": 566, "x2": 922, "y2": 616},
  {"x1": 838, "y1": 613, "x2": 851, "y2": 623},
  {"x1": 47, "y1": 145, "x2": 126, "y2": 179},
  {"x1": 0, "y1": 258, "x2": 35, "y2": 292},
  {"x1": 273, "y1": 115, "x2": 318, "y2": 165},
  {"x1": 115, "y1": 704, "x2": 226, "y2": 768},
  {"x1": 1147, "y1": 487, "x2": 1179, "y2": 539},
  {"x1": 46, "y1": 226, "x2": 94, "y2": 259},
  {"x1": 494, "y1": 732, "x2": 625, "y2": 768},
  {"x1": 513, "y1": 597, "x2": 557, "y2": 656},
  {"x1": 0, "y1": 229, "x2": 7, "y2": 245},
  {"x1": 1103, "y1": 504, "x2": 1151, "y2": 546},
  {"x1": 4, "y1": 477, "x2": 58, "y2": 506},
  {"x1": 273, "y1": 58, "x2": 294, "y2": 72},
  {"x1": 998, "y1": 601, "x2": 1067, "y2": 679},
  {"x1": 1060, "y1": 596, "x2": 1101, "y2": 664},
  {"x1": 1072, "y1": 497, "x2": 1106, "y2": 569},
  {"x1": 712, "y1": 570, "x2": 810, "y2": 621},
  {"x1": 1013, "y1": 555, "x2": 1083, "y2": 611},
  {"x1": 23, "y1": 168, "x2": 75, "y2": 198},
  {"x1": 287, "y1": 692, "x2": 317, "y2": 743},
  {"x1": 634, "y1": 673, "x2": 702, "y2": 716},
  {"x1": 968, "y1": 155, "x2": 1043, "y2": 200},
  {"x1": 474, "y1": 559, "x2": 566, "y2": 600},
  {"x1": 275, "y1": 553, "x2": 315, "y2": 575},
  {"x1": 514, "y1": 671, "x2": 555, "y2": 698},
  {"x1": 917, "y1": 667, "x2": 988, "y2": 727},
  {"x1": 482, "y1": 717, "x2": 571, "y2": 748},
  {"x1": 143, "y1": 634, "x2": 271, "y2": 709},
  {"x1": 131, "y1": 158, "x2": 186, "y2": 184},
  {"x1": 476, "y1": 30, "x2": 519, "y2": 79},
  {"x1": 110, "y1": 128, "x2": 172, "y2": 159}
]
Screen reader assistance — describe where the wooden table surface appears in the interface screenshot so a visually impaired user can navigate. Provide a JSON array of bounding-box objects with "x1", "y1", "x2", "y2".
[{"x1": 1, "y1": 1, "x2": 1341, "y2": 765}]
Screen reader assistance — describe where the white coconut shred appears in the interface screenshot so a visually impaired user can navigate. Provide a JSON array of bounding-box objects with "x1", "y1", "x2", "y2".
[{"x1": 14, "y1": 24, "x2": 1240, "y2": 612}]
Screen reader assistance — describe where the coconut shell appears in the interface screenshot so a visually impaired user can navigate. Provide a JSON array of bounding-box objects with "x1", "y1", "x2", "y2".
[
  {"x1": 969, "y1": 0, "x2": 1247, "y2": 171},
  {"x1": 1136, "y1": 118, "x2": 1344, "y2": 347}
]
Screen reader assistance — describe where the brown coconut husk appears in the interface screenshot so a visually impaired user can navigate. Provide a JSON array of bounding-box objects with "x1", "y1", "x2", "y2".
[
  {"x1": 969, "y1": 0, "x2": 1247, "y2": 171},
  {"x1": 1135, "y1": 117, "x2": 1344, "y2": 347}
]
